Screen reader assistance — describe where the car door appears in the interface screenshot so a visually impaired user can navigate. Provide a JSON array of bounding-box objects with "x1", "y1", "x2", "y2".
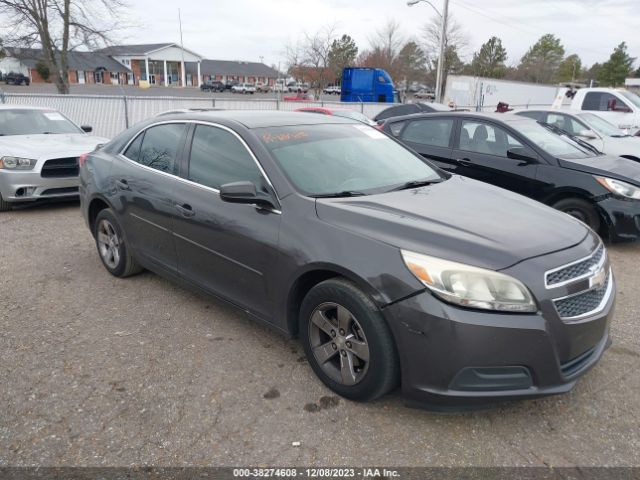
[
  {"x1": 452, "y1": 120, "x2": 542, "y2": 199},
  {"x1": 112, "y1": 122, "x2": 188, "y2": 274},
  {"x1": 172, "y1": 123, "x2": 282, "y2": 320},
  {"x1": 397, "y1": 117, "x2": 456, "y2": 170}
]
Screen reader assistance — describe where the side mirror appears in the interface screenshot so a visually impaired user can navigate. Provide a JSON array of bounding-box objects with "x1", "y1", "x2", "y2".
[
  {"x1": 578, "y1": 129, "x2": 598, "y2": 139},
  {"x1": 81, "y1": 125, "x2": 93, "y2": 133},
  {"x1": 507, "y1": 147, "x2": 537, "y2": 163},
  {"x1": 220, "y1": 181, "x2": 277, "y2": 209}
]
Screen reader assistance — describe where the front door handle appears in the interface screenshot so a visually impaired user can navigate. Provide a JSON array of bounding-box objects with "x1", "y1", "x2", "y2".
[
  {"x1": 115, "y1": 179, "x2": 130, "y2": 190},
  {"x1": 175, "y1": 203, "x2": 195, "y2": 217}
]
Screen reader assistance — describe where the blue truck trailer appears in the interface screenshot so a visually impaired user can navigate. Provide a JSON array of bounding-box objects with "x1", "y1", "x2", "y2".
[{"x1": 340, "y1": 67, "x2": 397, "y2": 103}]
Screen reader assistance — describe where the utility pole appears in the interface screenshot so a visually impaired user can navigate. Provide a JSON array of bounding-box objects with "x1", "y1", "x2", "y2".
[{"x1": 178, "y1": 8, "x2": 186, "y2": 87}]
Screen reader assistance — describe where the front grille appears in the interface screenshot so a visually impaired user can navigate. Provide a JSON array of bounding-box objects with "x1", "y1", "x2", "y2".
[
  {"x1": 560, "y1": 346, "x2": 596, "y2": 377},
  {"x1": 546, "y1": 243, "x2": 605, "y2": 287},
  {"x1": 41, "y1": 187, "x2": 79, "y2": 196},
  {"x1": 41, "y1": 157, "x2": 79, "y2": 178},
  {"x1": 554, "y1": 272, "x2": 610, "y2": 319}
]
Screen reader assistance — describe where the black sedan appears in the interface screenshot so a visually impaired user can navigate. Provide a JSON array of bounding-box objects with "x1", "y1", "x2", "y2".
[
  {"x1": 381, "y1": 112, "x2": 640, "y2": 242},
  {"x1": 80, "y1": 111, "x2": 613, "y2": 408},
  {"x1": 200, "y1": 80, "x2": 225, "y2": 92}
]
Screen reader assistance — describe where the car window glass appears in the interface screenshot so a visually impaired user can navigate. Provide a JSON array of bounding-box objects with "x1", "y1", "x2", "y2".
[
  {"x1": 545, "y1": 114, "x2": 585, "y2": 136},
  {"x1": 401, "y1": 118, "x2": 453, "y2": 147},
  {"x1": 389, "y1": 121, "x2": 406, "y2": 137},
  {"x1": 460, "y1": 121, "x2": 523, "y2": 157},
  {"x1": 582, "y1": 92, "x2": 630, "y2": 112},
  {"x1": 188, "y1": 125, "x2": 264, "y2": 190},
  {"x1": 516, "y1": 111, "x2": 544, "y2": 121},
  {"x1": 124, "y1": 132, "x2": 144, "y2": 162},
  {"x1": 136, "y1": 123, "x2": 186, "y2": 174}
]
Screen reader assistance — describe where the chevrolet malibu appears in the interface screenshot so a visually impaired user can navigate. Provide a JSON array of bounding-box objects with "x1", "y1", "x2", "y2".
[
  {"x1": 79, "y1": 111, "x2": 614, "y2": 408},
  {"x1": 0, "y1": 106, "x2": 109, "y2": 211}
]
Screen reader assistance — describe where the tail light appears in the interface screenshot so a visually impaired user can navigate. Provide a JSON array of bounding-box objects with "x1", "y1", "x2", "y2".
[{"x1": 79, "y1": 153, "x2": 89, "y2": 168}]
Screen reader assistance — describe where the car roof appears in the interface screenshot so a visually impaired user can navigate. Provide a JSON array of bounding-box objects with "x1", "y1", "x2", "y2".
[
  {"x1": 384, "y1": 111, "x2": 534, "y2": 124},
  {"x1": 0, "y1": 105, "x2": 55, "y2": 111},
  {"x1": 158, "y1": 110, "x2": 358, "y2": 128}
]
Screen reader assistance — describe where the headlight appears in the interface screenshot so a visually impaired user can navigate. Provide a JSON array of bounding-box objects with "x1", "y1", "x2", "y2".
[
  {"x1": 401, "y1": 250, "x2": 537, "y2": 313},
  {"x1": 0, "y1": 156, "x2": 37, "y2": 170},
  {"x1": 595, "y1": 176, "x2": 640, "y2": 200}
]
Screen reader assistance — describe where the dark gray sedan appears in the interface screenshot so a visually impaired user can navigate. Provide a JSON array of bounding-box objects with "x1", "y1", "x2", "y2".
[{"x1": 79, "y1": 111, "x2": 614, "y2": 409}]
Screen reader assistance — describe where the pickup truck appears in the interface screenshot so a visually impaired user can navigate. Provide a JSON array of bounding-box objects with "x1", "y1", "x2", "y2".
[{"x1": 554, "y1": 88, "x2": 640, "y2": 135}]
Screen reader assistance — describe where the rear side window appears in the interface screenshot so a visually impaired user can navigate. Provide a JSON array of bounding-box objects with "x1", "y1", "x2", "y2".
[
  {"x1": 517, "y1": 111, "x2": 545, "y2": 121},
  {"x1": 582, "y1": 92, "x2": 630, "y2": 112},
  {"x1": 130, "y1": 123, "x2": 186, "y2": 174},
  {"x1": 188, "y1": 125, "x2": 264, "y2": 190},
  {"x1": 388, "y1": 121, "x2": 406, "y2": 137},
  {"x1": 401, "y1": 118, "x2": 454, "y2": 147}
]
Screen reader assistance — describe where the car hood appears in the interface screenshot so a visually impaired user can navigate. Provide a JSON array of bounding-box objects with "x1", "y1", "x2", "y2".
[
  {"x1": 316, "y1": 175, "x2": 590, "y2": 271},
  {"x1": 558, "y1": 154, "x2": 640, "y2": 186},
  {"x1": 0, "y1": 133, "x2": 110, "y2": 159},
  {"x1": 602, "y1": 136, "x2": 640, "y2": 157}
]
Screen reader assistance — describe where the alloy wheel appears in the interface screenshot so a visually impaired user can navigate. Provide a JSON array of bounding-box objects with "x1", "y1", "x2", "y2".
[
  {"x1": 97, "y1": 219, "x2": 121, "y2": 269},
  {"x1": 308, "y1": 302, "x2": 370, "y2": 386}
]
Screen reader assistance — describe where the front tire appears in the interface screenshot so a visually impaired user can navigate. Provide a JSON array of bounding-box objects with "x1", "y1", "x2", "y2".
[
  {"x1": 0, "y1": 193, "x2": 12, "y2": 212},
  {"x1": 552, "y1": 197, "x2": 601, "y2": 233},
  {"x1": 94, "y1": 209, "x2": 142, "y2": 277},
  {"x1": 299, "y1": 278, "x2": 399, "y2": 402}
]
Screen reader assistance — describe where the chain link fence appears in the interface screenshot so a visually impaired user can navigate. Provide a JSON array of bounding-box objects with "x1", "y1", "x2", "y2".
[{"x1": 0, "y1": 92, "x2": 393, "y2": 139}]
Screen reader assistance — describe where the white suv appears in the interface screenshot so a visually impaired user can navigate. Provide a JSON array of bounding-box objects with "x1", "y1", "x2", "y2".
[{"x1": 231, "y1": 83, "x2": 256, "y2": 94}]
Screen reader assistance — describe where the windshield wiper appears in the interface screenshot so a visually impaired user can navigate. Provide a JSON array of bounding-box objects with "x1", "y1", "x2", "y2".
[
  {"x1": 387, "y1": 179, "x2": 443, "y2": 192},
  {"x1": 312, "y1": 191, "x2": 367, "y2": 198}
]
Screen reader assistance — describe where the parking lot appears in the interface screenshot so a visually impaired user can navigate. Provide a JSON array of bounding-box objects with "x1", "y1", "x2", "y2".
[{"x1": 0, "y1": 201, "x2": 639, "y2": 467}]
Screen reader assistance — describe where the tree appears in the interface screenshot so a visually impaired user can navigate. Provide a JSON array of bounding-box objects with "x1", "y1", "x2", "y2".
[
  {"x1": 471, "y1": 36, "x2": 507, "y2": 78},
  {"x1": 556, "y1": 54, "x2": 582, "y2": 83},
  {"x1": 0, "y1": 0, "x2": 127, "y2": 94},
  {"x1": 396, "y1": 41, "x2": 428, "y2": 85},
  {"x1": 35, "y1": 61, "x2": 50, "y2": 82},
  {"x1": 327, "y1": 34, "x2": 358, "y2": 83},
  {"x1": 598, "y1": 42, "x2": 635, "y2": 87},
  {"x1": 422, "y1": 12, "x2": 468, "y2": 97},
  {"x1": 358, "y1": 19, "x2": 405, "y2": 80},
  {"x1": 517, "y1": 34, "x2": 565, "y2": 84},
  {"x1": 584, "y1": 63, "x2": 602, "y2": 84}
]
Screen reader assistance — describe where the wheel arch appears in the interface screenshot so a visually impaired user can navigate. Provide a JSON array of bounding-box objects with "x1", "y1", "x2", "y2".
[
  {"x1": 542, "y1": 188, "x2": 610, "y2": 238},
  {"x1": 87, "y1": 195, "x2": 114, "y2": 235},
  {"x1": 285, "y1": 264, "x2": 384, "y2": 337}
]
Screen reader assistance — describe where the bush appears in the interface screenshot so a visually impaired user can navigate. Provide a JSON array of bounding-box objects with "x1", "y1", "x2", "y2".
[{"x1": 35, "y1": 61, "x2": 50, "y2": 81}]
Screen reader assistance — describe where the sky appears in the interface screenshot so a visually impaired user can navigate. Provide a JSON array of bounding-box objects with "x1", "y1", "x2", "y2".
[{"x1": 121, "y1": 0, "x2": 639, "y2": 69}]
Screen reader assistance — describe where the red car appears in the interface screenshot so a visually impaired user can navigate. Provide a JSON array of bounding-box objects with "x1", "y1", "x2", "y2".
[
  {"x1": 283, "y1": 92, "x2": 316, "y2": 102},
  {"x1": 295, "y1": 107, "x2": 377, "y2": 126}
]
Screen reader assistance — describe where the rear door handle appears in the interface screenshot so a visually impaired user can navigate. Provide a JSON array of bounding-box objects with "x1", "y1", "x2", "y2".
[
  {"x1": 175, "y1": 203, "x2": 195, "y2": 217},
  {"x1": 115, "y1": 179, "x2": 130, "y2": 190}
]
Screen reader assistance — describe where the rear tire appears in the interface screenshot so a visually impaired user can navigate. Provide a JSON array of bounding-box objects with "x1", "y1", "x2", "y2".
[
  {"x1": 93, "y1": 208, "x2": 143, "y2": 277},
  {"x1": 0, "y1": 193, "x2": 12, "y2": 212},
  {"x1": 299, "y1": 278, "x2": 399, "y2": 402},
  {"x1": 552, "y1": 197, "x2": 601, "y2": 232}
]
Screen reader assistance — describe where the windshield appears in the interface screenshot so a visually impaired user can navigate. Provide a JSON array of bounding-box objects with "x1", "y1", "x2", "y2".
[
  {"x1": 619, "y1": 90, "x2": 640, "y2": 109},
  {"x1": 510, "y1": 120, "x2": 597, "y2": 159},
  {"x1": 257, "y1": 124, "x2": 443, "y2": 196},
  {"x1": 577, "y1": 113, "x2": 627, "y2": 137},
  {"x1": 0, "y1": 109, "x2": 82, "y2": 136}
]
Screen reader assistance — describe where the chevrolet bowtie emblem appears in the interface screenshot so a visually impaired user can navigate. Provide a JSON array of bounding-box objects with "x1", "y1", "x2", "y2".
[{"x1": 589, "y1": 267, "x2": 607, "y2": 290}]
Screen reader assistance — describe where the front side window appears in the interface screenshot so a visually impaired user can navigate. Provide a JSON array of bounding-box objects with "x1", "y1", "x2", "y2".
[
  {"x1": 545, "y1": 114, "x2": 585, "y2": 136},
  {"x1": 188, "y1": 125, "x2": 264, "y2": 190},
  {"x1": 577, "y1": 113, "x2": 626, "y2": 137},
  {"x1": 582, "y1": 92, "x2": 631, "y2": 112},
  {"x1": 459, "y1": 121, "x2": 523, "y2": 157},
  {"x1": 133, "y1": 123, "x2": 186, "y2": 174},
  {"x1": 401, "y1": 118, "x2": 454, "y2": 148},
  {"x1": 257, "y1": 124, "x2": 442, "y2": 196}
]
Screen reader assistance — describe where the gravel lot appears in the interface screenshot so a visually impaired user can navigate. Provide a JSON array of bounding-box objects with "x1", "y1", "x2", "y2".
[{"x1": 1, "y1": 201, "x2": 639, "y2": 467}]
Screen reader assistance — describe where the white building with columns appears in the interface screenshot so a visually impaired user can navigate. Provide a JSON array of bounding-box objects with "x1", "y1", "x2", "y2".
[{"x1": 98, "y1": 43, "x2": 203, "y2": 87}]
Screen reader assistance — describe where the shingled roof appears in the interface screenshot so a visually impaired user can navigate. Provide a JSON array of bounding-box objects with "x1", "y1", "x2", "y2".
[
  {"x1": 4, "y1": 47, "x2": 129, "y2": 72},
  {"x1": 96, "y1": 44, "x2": 174, "y2": 56},
  {"x1": 186, "y1": 60, "x2": 279, "y2": 78}
]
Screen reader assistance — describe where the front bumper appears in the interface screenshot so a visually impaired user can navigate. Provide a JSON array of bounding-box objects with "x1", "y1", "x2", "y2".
[
  {"x1": 383, "y1": 279, "x2": 614, "y2": 410},
  {"x1": 0, "y1": 170, "x2": 79, "y2": 203},
  {"x1": 597, "y1": 196, "x2": 640, "y2": 242}
]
